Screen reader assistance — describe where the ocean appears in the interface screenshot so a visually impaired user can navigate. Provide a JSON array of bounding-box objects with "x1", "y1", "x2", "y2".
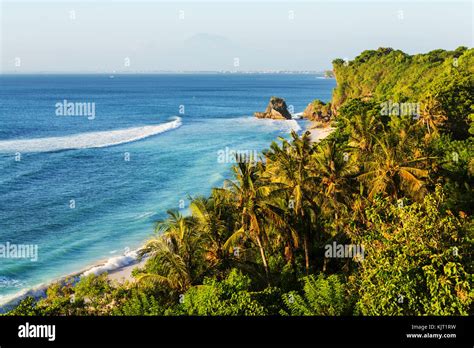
[{"x1": 0, "y1": 73, "x2": 335, "y2": 304}]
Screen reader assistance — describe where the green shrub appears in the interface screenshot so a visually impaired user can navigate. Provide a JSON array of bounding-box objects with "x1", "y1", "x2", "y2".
[
  {"x1": 170, "y1": 269, "x2": 267, "y2": 316},
  {"x1": 354, "y1": 187, "x2": 473, "y2": 315},
  {"x1": 281, "y1": 274, "x2": 352, "y2": 315}
]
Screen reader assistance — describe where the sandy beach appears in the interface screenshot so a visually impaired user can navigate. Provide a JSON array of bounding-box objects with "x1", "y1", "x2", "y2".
[
  {"x1": 107, "y1": 256, "x2": 149, "y2": 284},
  {"x1": 307, "y1": 122, "x2": 335, "y2": 142},
  {"x1": 0, "y1": 251, "x2": 149, "y2": 311}
]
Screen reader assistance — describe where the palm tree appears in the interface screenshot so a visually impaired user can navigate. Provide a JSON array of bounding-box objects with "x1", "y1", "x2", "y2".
[
  {"x1": 262, "y1": 193, "x2": 299, "y2": 264},
  {"x1": 343, "y1": 112, "x2": 379, "y2": 152},
  {"x1": 357, "y1": 134, "x2": 430, "y2": 200},
  {"x1": 418, "y1": 93, "x2": 447, "y2": 136},
  {"x1": 137, "y1": 210, "x2": 204, "y2": 294},
  {"x1": 311, "y1": 140, "x2": 358, "y2": 230},
  {"x1": 265, "y1": 131, "x2": 319, "y2": 274},
  {"x1": 189, "y1": 192, "x2": 234, "y2": 272},
  {"x1": 223, "y1": 160, "x2": 273, "y2": 283}
]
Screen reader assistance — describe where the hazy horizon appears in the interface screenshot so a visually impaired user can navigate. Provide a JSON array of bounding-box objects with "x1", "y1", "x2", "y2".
[{"x1": 1, "y1": 0, "x2": 472, "y2": 73}]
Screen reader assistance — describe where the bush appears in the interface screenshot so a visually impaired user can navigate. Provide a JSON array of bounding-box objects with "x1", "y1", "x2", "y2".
[
  {"x1": 169, "y1": 269, "x2": 267, "y2": 316},
  {"x1": 354, "y1": 187, "x2": 473, "y2": 315},
  {"x1": 281, "y1": 274, "x2": 352, "y2": 315},
  {"x1": 113, "y1": 288, "x2": 164, "y2": 316}
]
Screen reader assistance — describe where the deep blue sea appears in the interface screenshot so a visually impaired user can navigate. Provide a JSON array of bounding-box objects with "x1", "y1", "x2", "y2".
[{"x1": 0, "y1": 74, "x2": 335, "y2": 303}]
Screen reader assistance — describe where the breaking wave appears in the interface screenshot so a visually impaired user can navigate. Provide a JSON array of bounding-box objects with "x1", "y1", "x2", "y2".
[{"x1": 0, "y1": 117, "x2": 182, "y2": 153}]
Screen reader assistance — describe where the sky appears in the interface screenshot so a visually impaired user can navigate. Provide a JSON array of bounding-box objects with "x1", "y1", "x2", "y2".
[{"x1": 0, "y1": 0, "x2": 472, "y2": 73}]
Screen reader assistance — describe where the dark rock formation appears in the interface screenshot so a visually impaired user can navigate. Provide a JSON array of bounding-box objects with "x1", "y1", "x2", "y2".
[{"x1": 254, "y1": 97, "x2": 292, "y2": 120}]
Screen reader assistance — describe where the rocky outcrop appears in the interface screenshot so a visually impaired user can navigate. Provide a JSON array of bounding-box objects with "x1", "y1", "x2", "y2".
[
  {"x1": 254, "y1": 97, "x2": 292, "y2": 120},
  {"x1": 303, "y1": 99, "x2": 332, "y2": 122}
]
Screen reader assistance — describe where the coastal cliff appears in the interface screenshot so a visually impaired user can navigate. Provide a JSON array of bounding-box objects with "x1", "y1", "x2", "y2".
[
  {"x1": 330, "y1": 46, "x2": 473, "y2": 139},
  {"x1": 6, "y1": 47, "x2": 473, "y2": 319},
  {"x1": 303, "y1": 99, "x2": 332, "y2": 122}
]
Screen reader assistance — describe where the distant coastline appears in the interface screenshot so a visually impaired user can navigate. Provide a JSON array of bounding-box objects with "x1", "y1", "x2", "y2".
[{"x1": 0, "y1": 71, "x2": 334, "y2": 76}]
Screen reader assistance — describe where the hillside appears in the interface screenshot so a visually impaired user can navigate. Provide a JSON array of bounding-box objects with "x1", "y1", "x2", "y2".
[
  {"x1": 5, "y1": 47, "x2": 473, "y2": 318},
  {"x1": 331, "y1": 47, "x2": 473, "y2": 139}
]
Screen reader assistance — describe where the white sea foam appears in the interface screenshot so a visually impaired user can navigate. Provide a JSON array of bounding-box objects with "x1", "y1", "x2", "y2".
[
  {"x1": 237, "y1": 117, "x2": 302, "y2": 133},
  {"x1": 291, "y1": 112, "x2": 304, "y2": 119},
  {"x1": 0, "y1": 117, "x2": 182, "y2": 153},
  {"x1": 0, "y1": 276, "x2": 24, "y2": 289},
  {"x1": 0, "y1": 282, "x2": 48, "y2": 311},
  {"x1": 267, "y1": 118, "x2": 302, "y2": 133},
  {"x1": 0, "y1": 248, "x2": 142, "y2": 311},
  {"x1": 133, "y1": 211, "x2": 155, "y2": 220},
  {"x1": 82, "y1": 249, "x2": 139, "y2": 277}
]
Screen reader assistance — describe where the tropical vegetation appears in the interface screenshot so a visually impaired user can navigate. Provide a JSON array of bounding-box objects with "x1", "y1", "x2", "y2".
[{"x1": 6, "y1": 47, "x2": 473, "y2": 316}]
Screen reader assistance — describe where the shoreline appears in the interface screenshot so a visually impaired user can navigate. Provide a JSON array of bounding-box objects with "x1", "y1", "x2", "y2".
[
  {"x1": 0, "y1": 248, "x2": 149, "y2": 312},
  {"x1": 0, "y1": 118, "x2": 333, "y2": 312},
  {"x1": 306, "y1": 121, "x2": 335, "y2": 142},
  {"x1": 107, "y1": 254, "x2": 149, "y2": 284}
]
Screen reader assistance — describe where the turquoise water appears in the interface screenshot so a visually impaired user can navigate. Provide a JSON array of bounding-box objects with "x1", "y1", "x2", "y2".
[{"x1": 0, "y1": 74, "x2": 335, "y2": 302}]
